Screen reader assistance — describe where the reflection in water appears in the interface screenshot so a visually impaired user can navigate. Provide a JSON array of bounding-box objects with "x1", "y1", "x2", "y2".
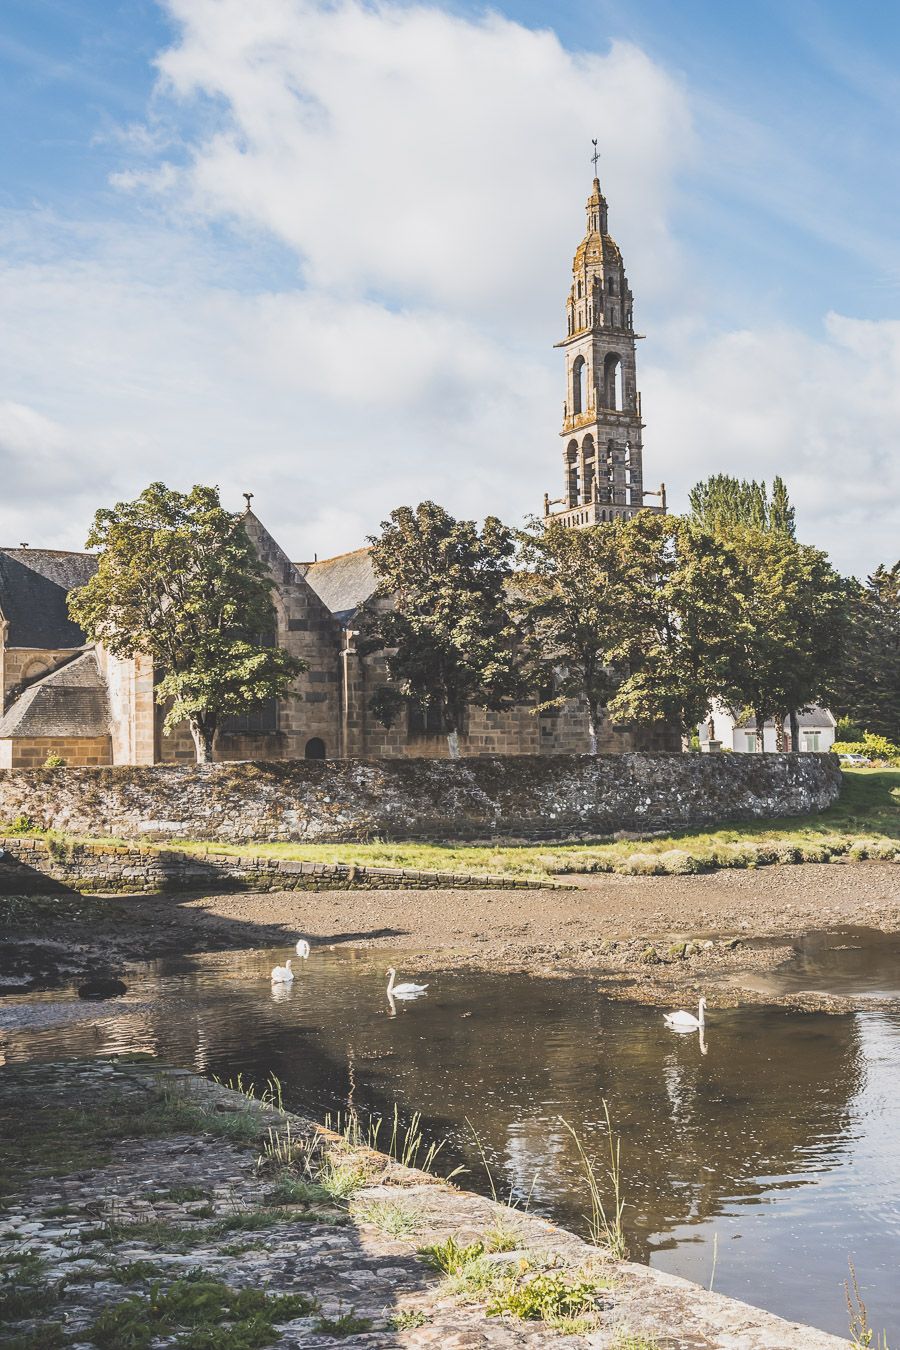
[{"x1": 2, "y1": 946, "x2": 899, "y2": 1338}]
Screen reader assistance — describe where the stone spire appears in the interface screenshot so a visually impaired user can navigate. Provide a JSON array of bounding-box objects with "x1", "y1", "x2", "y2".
[{"x1": 544, "y1": 175, "x2": 665, "y2": 527}]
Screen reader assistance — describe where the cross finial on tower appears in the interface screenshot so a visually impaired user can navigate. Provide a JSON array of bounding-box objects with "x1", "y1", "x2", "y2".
[
  {"x1": 591, "y1": 138, "x2": 600, "y2": 178},
  {"x1": 242, "y1": 492, "x2": 254, "y2": 513}
]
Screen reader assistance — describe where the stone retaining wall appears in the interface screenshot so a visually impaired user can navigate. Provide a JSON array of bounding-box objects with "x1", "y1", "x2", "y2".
[
  {"x1": 0, "y1": 751, "x2": 843, "y2": 845},
  {"x1": 0, "y1": 836, "x2": 547, "y2": 895}
]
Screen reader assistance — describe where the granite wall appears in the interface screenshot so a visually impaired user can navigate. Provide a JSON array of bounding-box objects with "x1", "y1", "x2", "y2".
[{"x1": 0, "y1": 752, "x2": 843, "y2": 845}]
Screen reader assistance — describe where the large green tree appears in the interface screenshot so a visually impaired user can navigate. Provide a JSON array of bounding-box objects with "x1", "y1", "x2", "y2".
[
  {"x1": 358, "y1": 502, "x2": 525, "y2": 758},
  {"x1": 689, "y1": 474, "x2": 796, "y2": 538},
  {"x1": 516, "y1": 517, "x2": 640, "y2": 753},
  {"x1": 68, "y1": 482, "x2": 304, "y2": 762},
  {"x1": 718, "y1": 526, "x2": 847, "y2": 751},
  {"x1": 602, "y1": 514, "x2": 746, "y2": 738},
  {"x1": 518, "y1": 513, "x2": 744, "y2": 746},
  {"x1": 828, "y1": 561, "x2": 900, "y2": 742}
]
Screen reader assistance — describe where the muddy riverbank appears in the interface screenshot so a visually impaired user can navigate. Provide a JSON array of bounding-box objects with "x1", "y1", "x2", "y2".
[{"x1": 2, "y1": 862, "x2": 900, "y2": 1011}]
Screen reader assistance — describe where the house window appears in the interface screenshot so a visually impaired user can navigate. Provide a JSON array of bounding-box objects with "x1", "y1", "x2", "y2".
[
  {"x1": 802, "y1": 732, "x2": 821, "y2": 752},
  {"x1": 745, "y1": 734, "x2": 757, "y2": 752}
]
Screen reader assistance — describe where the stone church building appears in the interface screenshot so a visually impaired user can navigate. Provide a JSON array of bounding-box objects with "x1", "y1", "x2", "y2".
[{"x1": 0, "y1": 176, "x2": 670, "y2": 767}]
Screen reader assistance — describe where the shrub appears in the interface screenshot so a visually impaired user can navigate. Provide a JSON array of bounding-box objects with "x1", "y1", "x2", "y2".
[
  {"x1": 42, "y1": 753, "x2": 66, "y2": 769},
  {"x1": 833, "y1": 733, "x2": 900, "y2": 765}
]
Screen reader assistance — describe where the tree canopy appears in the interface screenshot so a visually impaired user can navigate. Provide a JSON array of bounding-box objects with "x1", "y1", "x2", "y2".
[
  {"x1": 688, "y1": 474, "x2": 796, "y2": 538},
  {"x1": 68, "y1": 482, "x2": 304, "y2": 762},
  {"x1": 717, "y1": 526, "x2": 847, "y2": 749},
  {"x1": 358, "y1": 502, "x2": 525, "y2": 757},
  {"x1": 828, "y1": 560, "x2": 900, "y2": 742}
]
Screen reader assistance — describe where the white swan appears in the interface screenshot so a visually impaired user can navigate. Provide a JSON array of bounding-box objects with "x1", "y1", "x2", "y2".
[
  {"x1": 295, "y1": 938, "x2": 311, "y2": 958},
  {"x1": 664, "y1": 997, "x2": 706, "y2": 1032},
  {"x1": 386, "y1": 967, "x2": 428, "y2": 999},
  {"x1": 271, "y1": 958, "x2": 294, "y2": 984}
]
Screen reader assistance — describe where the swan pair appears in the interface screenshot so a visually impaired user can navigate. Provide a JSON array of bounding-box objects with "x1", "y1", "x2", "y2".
[
  {"x1": 270, "y1": 937, "x2": 312, "y2": 984},
  {"x1": 663, "y1": 997, "x2": 706, "y2": 1032}
]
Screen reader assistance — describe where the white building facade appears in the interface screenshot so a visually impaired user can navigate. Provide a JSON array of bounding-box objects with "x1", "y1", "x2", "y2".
[{"x1": 699, "y1": 703, "x2": 836, "y2": 754}]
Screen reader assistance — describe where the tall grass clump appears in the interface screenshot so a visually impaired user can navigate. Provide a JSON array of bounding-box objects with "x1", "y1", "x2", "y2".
[{"x1": 560, "y1": 1102, "x2": 626, "y2": 1259}]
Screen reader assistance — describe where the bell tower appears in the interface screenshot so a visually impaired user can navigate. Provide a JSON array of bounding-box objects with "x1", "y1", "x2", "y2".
[{"x1": 544, "y1": 173, "x2": 665, "y2": 527}]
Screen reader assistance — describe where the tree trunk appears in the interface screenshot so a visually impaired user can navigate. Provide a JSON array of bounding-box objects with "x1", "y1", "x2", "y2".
[
  {"x1": 755, "y1": 711, "x2": 765, "y2": 753},
  {"x1": 447, "y1": 728, "x2": 460, "y2": 760},
  {"x1": 789, "y1": 709, "x2": 800, "y2": 753},
  {"x1": 774, "y1": 714, "x2": 787, "y2": 753},
  {"x1": 190, "y1": 719, "x2": 216, "y2": 764}
]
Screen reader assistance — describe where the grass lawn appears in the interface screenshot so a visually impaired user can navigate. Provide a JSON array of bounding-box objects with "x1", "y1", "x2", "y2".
[{"x1": 6, "y1": 767, "x2": 895, "y2": 881}]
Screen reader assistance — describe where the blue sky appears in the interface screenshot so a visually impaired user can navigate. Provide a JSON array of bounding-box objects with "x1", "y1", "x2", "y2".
[{"x1": 1, "y1": 0, "x2": 899, "y2": 573}]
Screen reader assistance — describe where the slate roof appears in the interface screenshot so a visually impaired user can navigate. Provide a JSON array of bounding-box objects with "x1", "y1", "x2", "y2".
[
  {"x1": 298, "y1": 547, "x2": 378, "y2": 621},
  {"x1": 0, "y1": 548, "x2": 97, "y2": 649},
  {"x1": 0, "y1": 650, "x2": 110, "y2": 739},
  {"x1": 733, "y1": 706, "x2": 836, "y2": 731}
]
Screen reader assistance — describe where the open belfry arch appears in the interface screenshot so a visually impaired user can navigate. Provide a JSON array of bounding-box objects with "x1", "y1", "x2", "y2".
[{"x1": 545, "y1": 161, "x2": 666, "y2": 528}]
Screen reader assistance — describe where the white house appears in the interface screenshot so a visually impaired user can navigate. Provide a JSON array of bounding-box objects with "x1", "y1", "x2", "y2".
[{"x1": 698, "y1": 703, "x2": 836, "y2": 754}]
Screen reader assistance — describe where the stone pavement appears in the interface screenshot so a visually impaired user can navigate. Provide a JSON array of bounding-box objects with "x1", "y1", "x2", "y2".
[{"x1": 0, "y1": 1060, "x2": 849, "y2": 1348}]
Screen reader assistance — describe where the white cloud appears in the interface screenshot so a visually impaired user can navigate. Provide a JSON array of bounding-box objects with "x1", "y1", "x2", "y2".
[
  {"x1": 646, "y1": 312, "x2": 900, "y2": 574},
  {"x1": 150, "y1": 0, "x2": 694, "y2": 324},
  {"x1": 1, "y1": 0, "x2": 898, "y2": 579}
]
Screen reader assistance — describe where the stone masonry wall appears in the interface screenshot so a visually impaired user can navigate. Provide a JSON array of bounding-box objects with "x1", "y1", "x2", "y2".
[
  {"x1": 0, "y1": 837, "x2": 546, "y2": 895},
  {"x1": 0, "y1": 751, "x2": 843, "y2": 845}
]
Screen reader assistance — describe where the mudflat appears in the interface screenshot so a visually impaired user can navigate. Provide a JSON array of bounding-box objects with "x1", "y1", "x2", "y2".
[{"x1": 4, "y1": 861, "x2": 900, "y2": 1010}]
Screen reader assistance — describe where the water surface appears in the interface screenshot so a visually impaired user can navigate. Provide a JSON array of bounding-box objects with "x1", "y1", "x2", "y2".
[{"x1": 3, "y1": 945, "x2": 899, "y2": 1339}]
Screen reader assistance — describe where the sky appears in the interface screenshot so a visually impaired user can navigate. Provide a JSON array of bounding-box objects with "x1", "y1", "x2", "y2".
[{"x1": 1, "y1": 0, "x2": 899, "y2": 576}]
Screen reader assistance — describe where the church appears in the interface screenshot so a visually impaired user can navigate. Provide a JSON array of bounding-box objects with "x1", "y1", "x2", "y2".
[{"x1": 0, "y1": 175, "x2": 671, "y2": 768}]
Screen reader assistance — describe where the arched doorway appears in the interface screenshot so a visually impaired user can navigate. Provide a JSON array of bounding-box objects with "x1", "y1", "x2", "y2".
[{"x1": 304, "y1": 737, "x2": 326, "y2": 760}]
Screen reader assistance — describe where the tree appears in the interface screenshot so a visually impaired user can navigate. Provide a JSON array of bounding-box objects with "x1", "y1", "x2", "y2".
[
  {"x1": 828, "y1": 560, "x2": 900, "y2": 742},
  {"x1": 358, "y1": 502, "x2": 525, "y2": 758},
  {"x1": 718, "y1": 526, "x2": 847, "y2": 751},
  {"x1": 602, "y1": 514, "x2": 747, "y2": 738},
  {"x1": 516, "y1": 517, "x2": 642, "y2": 753},
  {"x1": 688, "y1": 474, "x2": 796, "y2": 538},
  {"x1": 68, "y1": 482, "x2": 304, "y2": 762}
]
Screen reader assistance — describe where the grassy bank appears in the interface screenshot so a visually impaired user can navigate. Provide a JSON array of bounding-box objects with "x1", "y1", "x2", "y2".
[{"x1": 3, "y1": 768, "x2": 900, "y2": 882}]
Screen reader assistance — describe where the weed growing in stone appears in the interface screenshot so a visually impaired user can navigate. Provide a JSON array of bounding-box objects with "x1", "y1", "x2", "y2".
[
  {"x1": 88, "y1": 1276, "x2": 316, "y2": 1349},
  {"x1": 418, "y1": 1235, "x2": 486, "y2": 1274},
  {"x1": 389, "y1": 1308, "x2": 430, "y2": 1329},
  {"x1": 162, "y1": 1185, "x2": 211, "y2": 1203},
  {"x1": 313, "y1": 1310, "x2": 372, "y2": 1337},
  {"x1": 354, "y1": 1198, "x2": 423, "y2": 1238},
  {"x1": 485, "y1": 1267, "x2": 606, "y2": 1324},
  {"x1": 0, "y1": 1252, "x2": 64, "y2": 1324},
  {"x1": 612, "y1": 1335, "x2": 662, "y2": 1350},
  {"x1": 265, "y1": 1175, "x2": 331, "y2": 1207}
]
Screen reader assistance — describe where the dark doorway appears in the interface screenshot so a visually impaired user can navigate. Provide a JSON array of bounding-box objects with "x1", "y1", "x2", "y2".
[{"x1": 304, "y1": 737, "x2": 326, "y2": 760}]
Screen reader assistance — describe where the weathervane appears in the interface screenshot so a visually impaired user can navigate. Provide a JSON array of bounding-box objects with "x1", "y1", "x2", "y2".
[
  {"x1": 591, "y1": 138, "x2": 601, "y2": 177},
  {"x1": 243, "y1": 492, "x2": 254, "y2": 512}
]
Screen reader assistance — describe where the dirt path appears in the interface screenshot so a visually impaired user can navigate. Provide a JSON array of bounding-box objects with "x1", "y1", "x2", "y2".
[{"x1": 3, "y1": 861, "x2": 900, "y2": 1010}]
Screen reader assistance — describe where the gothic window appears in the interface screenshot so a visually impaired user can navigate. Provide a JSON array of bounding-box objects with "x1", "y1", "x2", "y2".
[
  {"x1": 582, "y1": 434, "x2": 595, "y2": 503},
  {"x1": 572, "y1": 356, "x2": 585, "y2": 414},
  {"x1": 603, "y1": 353, "x2": 623, "y2": 410},
  {"x1": 566, "y1": 440, "x2": 579, "y2": 506},
  {"x1": 305, "y1": 736, "x2": 326, "y2": 759},
  {"x1": 577, "y1": 279, "x2": 583, "y2": 298}
]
